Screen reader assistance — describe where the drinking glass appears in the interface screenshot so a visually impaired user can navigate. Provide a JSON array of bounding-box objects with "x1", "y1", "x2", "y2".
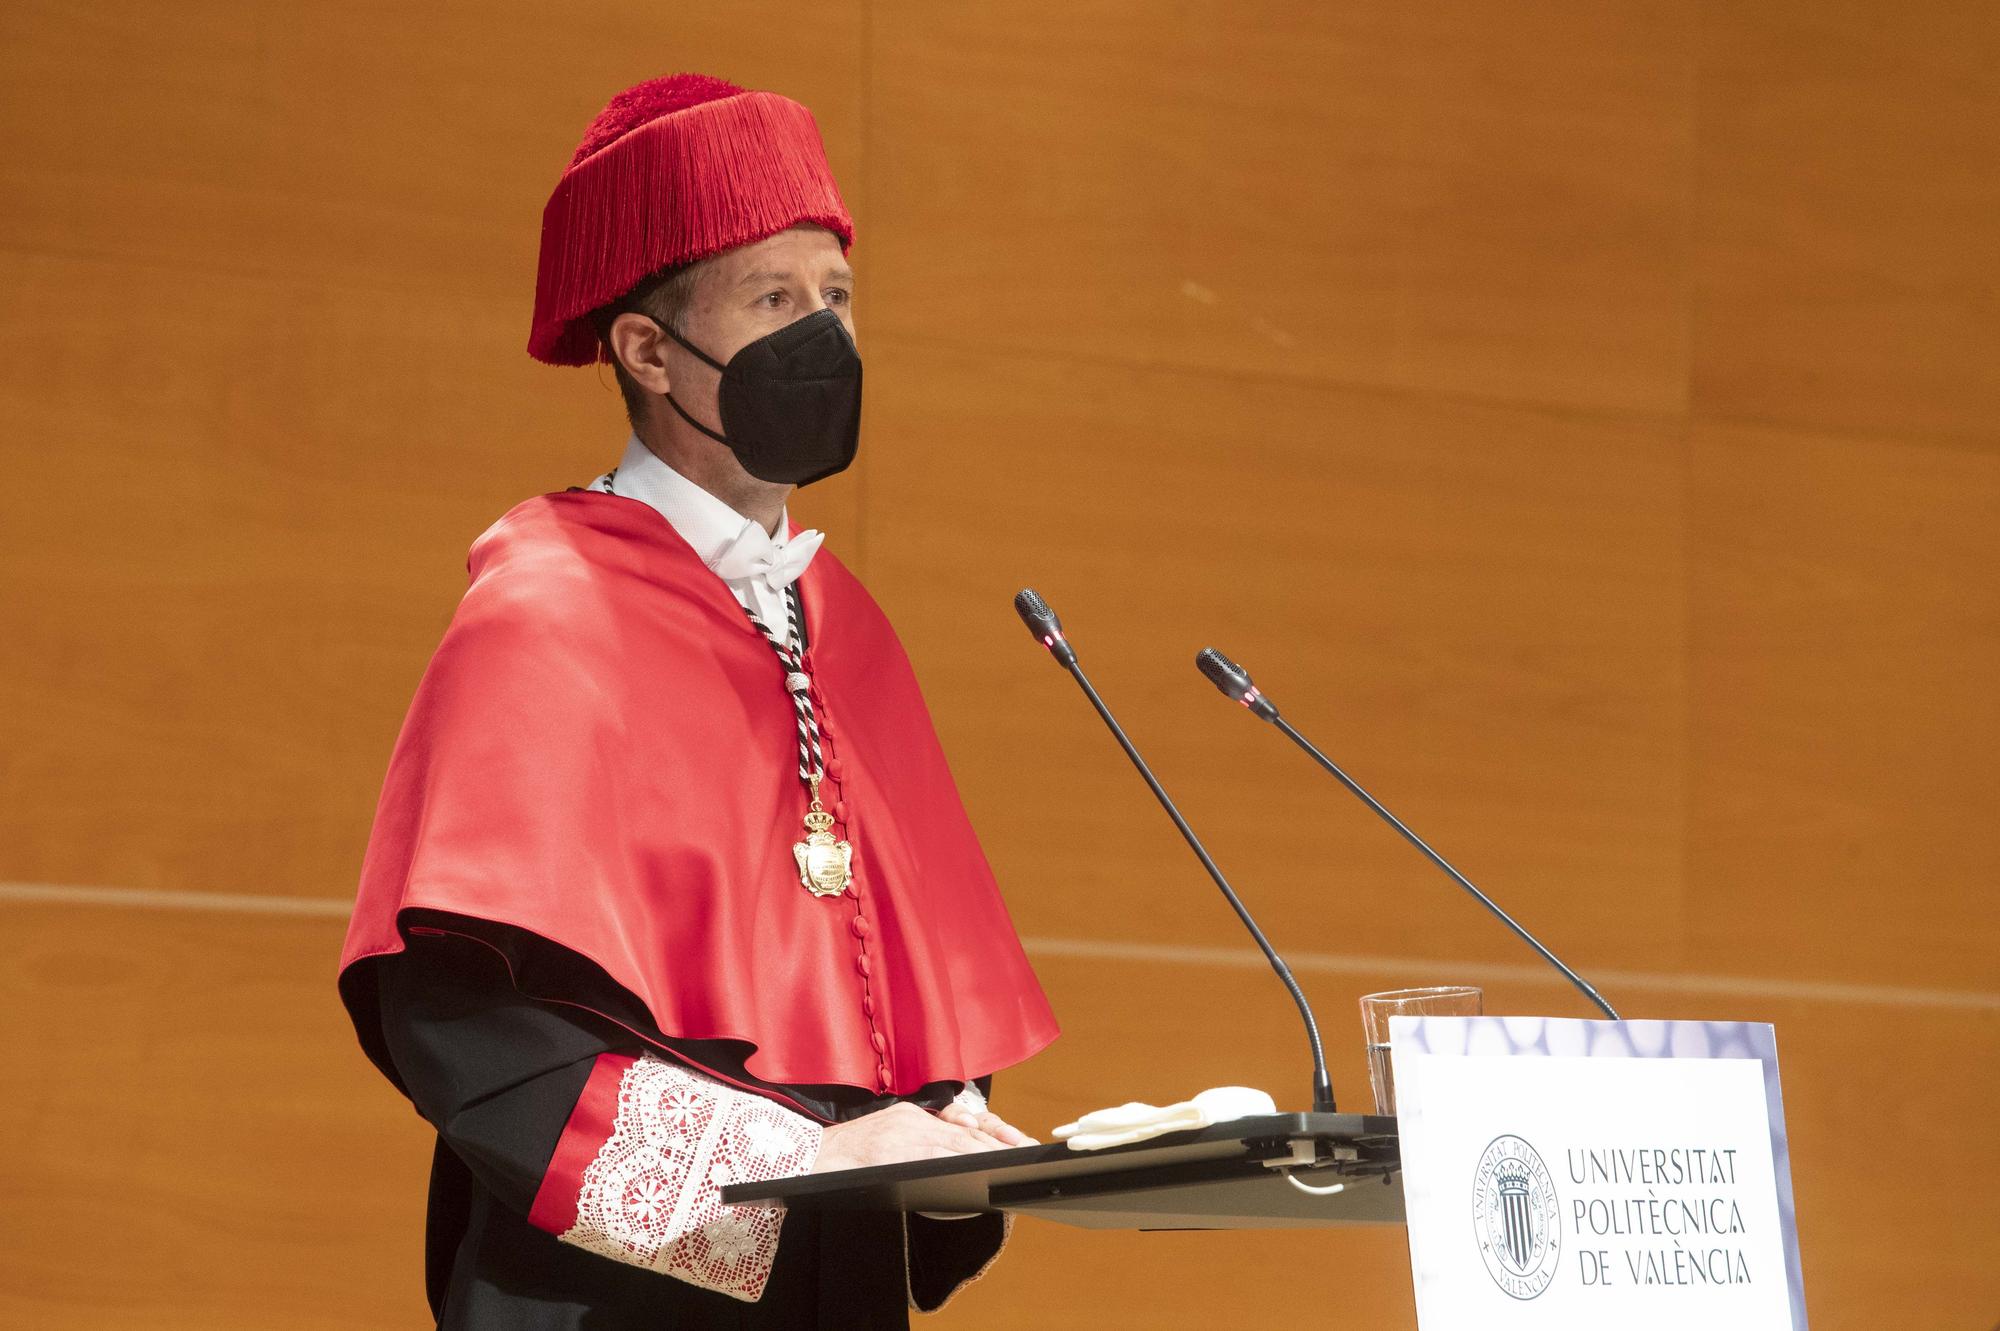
[{"x1": 1358, "y1": 986, "x2": 1482, "y2": 1116}]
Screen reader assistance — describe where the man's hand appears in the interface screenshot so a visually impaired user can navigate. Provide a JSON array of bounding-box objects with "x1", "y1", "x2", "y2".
[
  {"x1": 938, "y1": 1101, "x2": 1039, "y2": 1148},
  {"x1": 810, "y1": 1103, "x2": 1031, "y2": 1174}
]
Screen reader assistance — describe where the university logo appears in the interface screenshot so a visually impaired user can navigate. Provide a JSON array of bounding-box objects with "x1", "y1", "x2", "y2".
[{"x1": 1471, "y1": 1134, "x2": 1562, "y2": 1299}]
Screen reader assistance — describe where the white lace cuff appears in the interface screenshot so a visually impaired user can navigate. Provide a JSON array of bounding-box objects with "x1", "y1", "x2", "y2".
[{"x1": 534, "y1": 1052, "x2": 823, "y2": 1302}]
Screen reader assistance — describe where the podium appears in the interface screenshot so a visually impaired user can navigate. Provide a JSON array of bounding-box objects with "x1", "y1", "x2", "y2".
[{"x1": 721, "y1": 1113, "x2": 1404, "y2": 1230}]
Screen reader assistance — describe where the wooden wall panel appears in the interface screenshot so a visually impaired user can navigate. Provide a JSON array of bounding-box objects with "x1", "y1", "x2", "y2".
[
  {"x1": 0, "y1": 906, "x2": 430, "y2": 1330},
  {"x1": 0, "y1": 1, "x2": 869, "y2": 304},
  {"x1": 867, "y1": 0, "x2": 1695, "y2": 415},
  {"x1": 1687, "y1": 422, "x2": 2000, "y2": 989},
  {"x1": 2, "y1": 0, "x2": 1996, "y2": 1327},
  {"x1": 864, "y1": 337, "x2": 1686, "y2": 978},
  {"x1": 1693, "y1": 0, "x2": 2000, "y2": 444},
  {"x1": 0, "y1": 246, "x2": 608, "y2": 897}
]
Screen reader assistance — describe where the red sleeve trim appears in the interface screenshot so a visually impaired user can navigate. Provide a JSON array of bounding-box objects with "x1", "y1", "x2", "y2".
[{"x1": 527, "y1": 1051, "x2": 636, "y2": 1235}]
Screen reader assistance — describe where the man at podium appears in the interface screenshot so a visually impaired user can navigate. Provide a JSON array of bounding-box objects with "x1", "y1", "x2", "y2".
[{"x1": 337, "y1": 72, "x2": 1058, "y2": 1329}]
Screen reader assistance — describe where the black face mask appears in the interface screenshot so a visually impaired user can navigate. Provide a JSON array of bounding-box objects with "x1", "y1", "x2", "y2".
[{"x1": 656, "y1": 308, "x2": 863, "y2": 487}]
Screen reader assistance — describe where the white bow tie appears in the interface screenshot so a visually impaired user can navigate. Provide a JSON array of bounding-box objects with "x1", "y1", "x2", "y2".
[{"x1": 710, "y1": 522, "x2": 824, "y2": 592}]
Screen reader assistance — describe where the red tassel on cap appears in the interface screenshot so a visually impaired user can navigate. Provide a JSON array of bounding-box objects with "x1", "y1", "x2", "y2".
[{"x1": 528, "y1": 74, "x2": 855, "y2": 366}]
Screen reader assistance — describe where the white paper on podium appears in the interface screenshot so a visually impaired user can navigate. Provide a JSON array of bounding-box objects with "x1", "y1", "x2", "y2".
[{"x1": 1392, "y1": 1016, "x2": 1806, "y2": 1331}]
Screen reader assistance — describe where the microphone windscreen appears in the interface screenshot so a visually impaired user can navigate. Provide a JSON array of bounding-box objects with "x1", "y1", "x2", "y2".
[
  {"x1": 1014, "y1": 588, "x2": 1061, "y2": 635},
  {"x1": 1196, "y1": 647, "x2": 1254, "y2": 701}
]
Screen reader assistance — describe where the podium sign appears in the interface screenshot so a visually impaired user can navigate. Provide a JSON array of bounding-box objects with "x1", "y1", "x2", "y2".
[{"x1": 1392, "y1": 1016, "x2": 1806, "y2": 1330}]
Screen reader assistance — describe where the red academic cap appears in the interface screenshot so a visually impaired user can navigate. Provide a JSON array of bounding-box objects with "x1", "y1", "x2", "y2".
[{"x1": 527, "y1": 73, "x2": 855, "y2": 366}]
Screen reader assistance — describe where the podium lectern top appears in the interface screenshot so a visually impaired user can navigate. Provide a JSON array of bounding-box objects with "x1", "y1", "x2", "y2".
[{"x1": 720, "y1": 1112, "x2": 1403, "y2": 1231}]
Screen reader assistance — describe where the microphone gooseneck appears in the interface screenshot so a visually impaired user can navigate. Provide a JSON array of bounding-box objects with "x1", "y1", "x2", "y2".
[
  {"x1": 1017, "y1": 592, "x2": 1338, "y2": 1113},
  {"x1": 1194, "y1": 648, "x2": 1620, "y2": 1021}
]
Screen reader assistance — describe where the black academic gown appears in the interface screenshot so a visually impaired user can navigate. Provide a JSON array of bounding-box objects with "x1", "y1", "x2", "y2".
[{"x1": 368, "y1": 929, "x2": 1007, "y2": 1330}]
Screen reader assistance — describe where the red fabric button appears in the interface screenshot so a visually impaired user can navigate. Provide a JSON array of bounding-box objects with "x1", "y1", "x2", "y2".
[
  {"x1": 870, "y1": 1032, "x2": 887, "y2": 1053},
  {"x1": 878, "y1": 1062, "x2": 892, "y2": 1085},
  {"x1": 855, "y1": 954, "x2": 871, "y2": 977},
  {"x1": 849, "y1": 915, "x2": 871, "y2": 938},
  {"x1": 862, "y1": 993, "x2": 875, "y2": 1016},
  {"x1": 826, "y1": 756, "x2": 846, "y2": 780},
  {"x1": 833, "y1": 801, "x2": 849, "y2": 824}
]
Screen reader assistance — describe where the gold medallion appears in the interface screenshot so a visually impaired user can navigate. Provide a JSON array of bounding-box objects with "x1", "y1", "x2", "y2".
[{"x1": 793, "y1": 776, "x2": 853, "y2": 898}]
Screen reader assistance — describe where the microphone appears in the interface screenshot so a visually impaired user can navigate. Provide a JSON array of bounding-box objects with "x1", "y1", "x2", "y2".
[
  {"x1": 1014, "y1": 590, "x2": 1339, "y2": 1113},
  {"x1": 1195, "y1": 648, "x2": 1620, "y2": 1020},
  {"x1": 1012, "y1": 588, "x2": 1077, "y2": 666}
]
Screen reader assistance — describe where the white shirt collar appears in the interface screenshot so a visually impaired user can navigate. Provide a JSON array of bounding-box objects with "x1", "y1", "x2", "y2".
[{"x1": 593, "y1": 433, "x2": 794, "y2": 567}]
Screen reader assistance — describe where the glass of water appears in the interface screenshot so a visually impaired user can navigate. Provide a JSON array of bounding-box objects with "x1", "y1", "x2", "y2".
[{"x1": 1359, "y1": 986, "x2": 1483, "y2": 1116}]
